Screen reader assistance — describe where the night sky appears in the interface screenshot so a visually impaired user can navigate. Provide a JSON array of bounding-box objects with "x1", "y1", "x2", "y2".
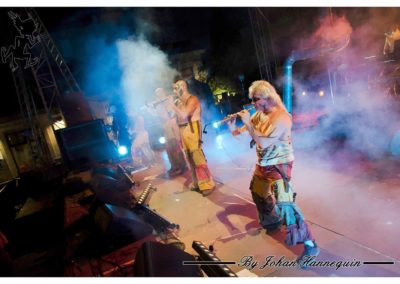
[
  {"x1": 1, "y1": 7, "x2": 399, "y2": 118},
  {"x1": 0, "y1": 7, "x2": 255, "y2": 117}
]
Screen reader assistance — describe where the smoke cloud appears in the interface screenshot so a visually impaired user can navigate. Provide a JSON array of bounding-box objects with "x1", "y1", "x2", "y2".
[
  {"x1": 52, "y1": 9, "x2": 179, "y2": 113},
  {"x1": 116, "y1": 36, "x2": 179, "y2": 110},
  {"x1": 306, "y1": 14, "x2": 353, "y2": 48},
  {"x1": 288, "y1": 10, "x2": 400, "y2": 159},
  {"x1": 82, "y1": 36, "x2": 124, "y2": 99}
]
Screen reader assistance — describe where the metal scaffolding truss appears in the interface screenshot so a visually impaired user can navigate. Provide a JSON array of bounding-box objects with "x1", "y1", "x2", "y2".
[
  {"x1": 248, "y1": 8, "x2": 277, "y2": 82},
  {"x1": 11, "y1": 68, "x2": 52, "y2": 169},
  {"x1": 28, "y1": 8, "x2": 81, "y2": 94},
  {"x1": 26, "y1": 7, "x2": 82, "y2": 122},
  {"x1": 4, "y1": 8, "x2": 84, "y2": 170}
]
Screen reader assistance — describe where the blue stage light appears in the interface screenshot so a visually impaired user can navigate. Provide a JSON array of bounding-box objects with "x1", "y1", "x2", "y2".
[
  {"x1": 118, "y1": 145, "x2": 128, "y2": 156},
  {"x1": 158, "y1": 136, "x2": 166, "y2": 144},
  {"x1": 213, "y1": 122, "x2": 219, "y2": 129}
]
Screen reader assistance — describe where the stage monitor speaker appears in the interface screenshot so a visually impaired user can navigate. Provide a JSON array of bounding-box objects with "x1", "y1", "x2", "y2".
[
  {"x1": 94, "y1": 203, "x2": 153, "y2": 245},
  {"x1": 92, "y1": 165, "x2": 135, "y2": 187},
  {"x1": 76, "y1": 203, "x2": 153, "y2": 256},
  {"x1": 133, "y1": 241, "x2": 202, "y2": 277},
  {"x1": 90, "y1": 174, "x2": 134, "y2": 208},
  {"x1": 55, "y1": 119, "x2": 117, "y2": 169},
  {"x1": 92, "y1": 167, "x2": 119, "y2": 179}
]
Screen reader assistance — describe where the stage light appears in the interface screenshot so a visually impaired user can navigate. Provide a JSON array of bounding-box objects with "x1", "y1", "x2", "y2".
[
  {"x1": 319, "y1": 90, "x2": 324, "y2": 97},
  {"x1": 118, "y1": 145, "x2": 128, "y2": 156},
  {"x1": 212, "y1": 122, "x2": 219, "y2": 129},
  {"x1": 301, "y1": 91, "x2": 306, "y2": 96},
  {"x1": 158, "y1": 136, "x2": 166, "y2": 144}
]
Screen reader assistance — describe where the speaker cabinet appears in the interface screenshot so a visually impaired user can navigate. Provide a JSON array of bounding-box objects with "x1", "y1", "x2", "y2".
[
  {"x1": 133, "y1": 241, "x2": 202, "y2": 277},
  {"x1": 94, "y1": 203, "x2": 153, "y2": 247},
  {"x1": 90, "y1": 174, "x2": 134, "y2": 208},
  {"x1": 55, "y1": 120, "x2": 116, "y2": 169}
]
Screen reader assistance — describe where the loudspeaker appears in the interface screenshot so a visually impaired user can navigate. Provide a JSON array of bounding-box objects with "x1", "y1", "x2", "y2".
[
  {"x1": 133, "y1": 241, "x2": 202, "y2": 277},
  {"x1": 94, "y1": 203, "x2": 153, "y2": 247},
  {"x1": 116, "y1": 164, "x2": 135, "y2": 186},
  {"x1": 75, "y1": 203, "x2": 153, "y2": 257},
  {"x1": 55, "y1": 119, "x2": 117, "y2": 169},
  {"x1": 92, "y1": 167, "x2": 119, "y2": 179},
  {"x1": 92, "y1": 165, "x2": 135, "y2": 187},
  {"x1": 90, "y1": 174, "x2": 135, "y2": 208},
  {"x1": 94, "y1": 203, "x2": 152, "y2": 235}
]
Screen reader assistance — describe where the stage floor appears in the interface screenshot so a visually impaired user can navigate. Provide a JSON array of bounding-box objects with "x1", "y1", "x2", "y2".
[{"x1": 128, "y1": 129, "x2": 400, "y2": 277}]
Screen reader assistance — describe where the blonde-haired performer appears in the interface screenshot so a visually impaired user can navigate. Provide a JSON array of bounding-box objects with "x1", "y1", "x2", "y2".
[
  {"x1": 227, "y1": 80, "x2": 319, "y2": 268},
  {"x1": 167, "y1": 80, "x2": 216, "y2": 197}
]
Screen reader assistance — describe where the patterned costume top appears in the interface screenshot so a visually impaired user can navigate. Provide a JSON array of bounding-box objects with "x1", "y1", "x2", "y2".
[{"x1": 250, "y1": 109, "x2": 294, "y2": 166}]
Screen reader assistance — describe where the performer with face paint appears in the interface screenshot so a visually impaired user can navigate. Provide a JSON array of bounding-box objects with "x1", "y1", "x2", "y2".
[
  {"x1": 167, "y1": 80, "x2": 216, "y2": 197},
  {"x1": 226, "y1": 80, "x2": 319, "y2": 268}
]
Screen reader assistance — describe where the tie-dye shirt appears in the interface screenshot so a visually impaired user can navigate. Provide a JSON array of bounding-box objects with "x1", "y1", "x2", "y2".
[{"x1": 251, "y1": 109, "x2": 294, "y2": 166}]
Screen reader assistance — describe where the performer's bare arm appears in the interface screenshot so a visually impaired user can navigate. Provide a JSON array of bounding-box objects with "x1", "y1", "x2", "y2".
[
  {"x1": 227, "y1": 110, "x2": 262, "y2": 147},
  {"x1": 228, "y1": 111, "x2": 290, "y2": 149}
]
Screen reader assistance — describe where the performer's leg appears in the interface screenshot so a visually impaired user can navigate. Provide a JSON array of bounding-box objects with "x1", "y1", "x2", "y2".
[
  {"x1": 166, "y1": 138, "x2": 187, "y2": 173},
  {"x1": 272, "y1": 178, "x2": 315, "y2": 245},
  {"x1": 179, "y1": 127, "x2": 198, "y2": 189},
  {"x1": 141, "y1": 144, "x2": 156, "y2": 166},
  {"x1": 191, "y1": 148, "x2": 215, "y2": 191},
  {"x1": 270, "y1": 171, "x2": 319, "y2": 268},
  {"x1": 175, "y1": 141, "x2": 188, "y2": 172},
  {"x1": 185, "y1": 150, "x2": 199, "y2": 189},
  {"x1": 297, "y1": 239, "x2": 320, "y2": 269},
  {"x1": 179, "y1": 125, "x2": 215, "y2": 191},
  {"x1": 165, "y1": 139, "x2": 177, "y2": 170},
  {"x1": 181, "y1": 123, "x2": 215, "y2": 191},
  {"x1": 249, "y1": 175, "x2": 281, "y2": 231},
  {"x1": 130, "y1": 143, "x2": 142, "y2": 167}
]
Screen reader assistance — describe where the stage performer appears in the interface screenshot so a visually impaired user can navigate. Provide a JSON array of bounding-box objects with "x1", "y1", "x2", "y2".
[
  {"x1": 167, "y1": 80, "x2": 215, "y2": 197},
  {"x1": 153, "y1": 88, "x2": 187, "y2": 177},
  {"x1": 128, "y1": 110, "x2": 156, "y2": 168},
  {"x1": 226, "y1": 80, "x2": 319, "y2": 268}
]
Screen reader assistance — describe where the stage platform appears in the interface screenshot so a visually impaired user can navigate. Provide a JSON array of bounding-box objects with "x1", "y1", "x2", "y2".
[{"x1": 123, "y1": 129, "x2": 400, "y2": 277}]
